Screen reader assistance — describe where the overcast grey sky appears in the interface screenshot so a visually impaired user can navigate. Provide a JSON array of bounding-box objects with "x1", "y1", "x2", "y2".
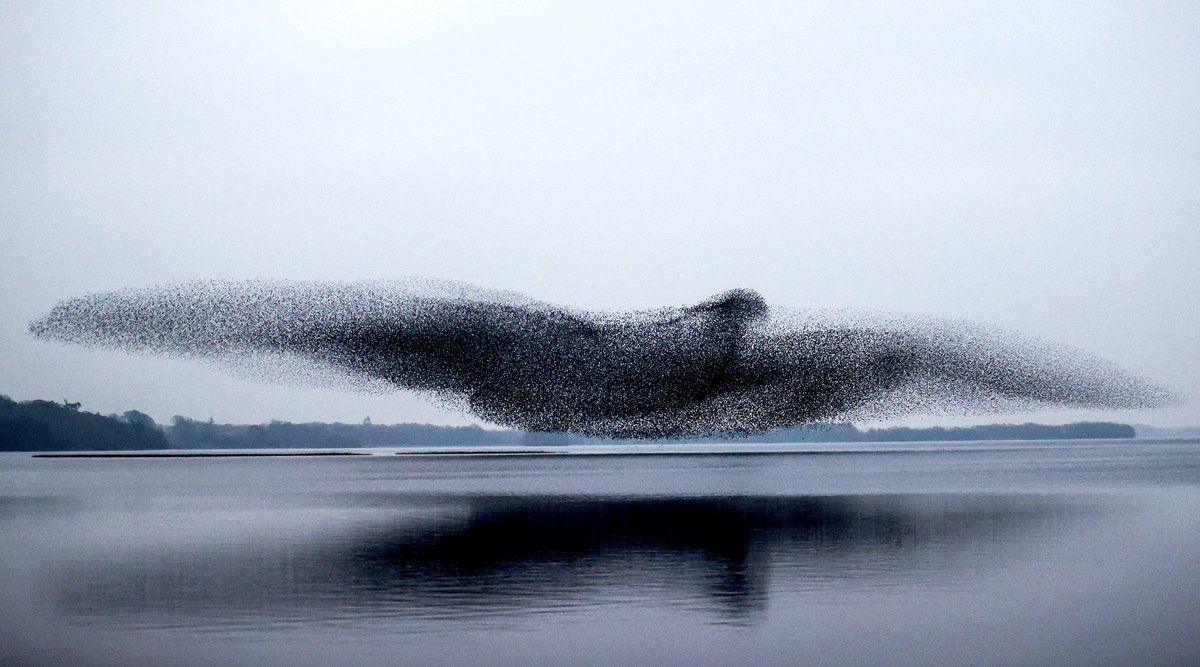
[{"x1": 2, "y1": 1, "x2": 1197, "y2": 427}]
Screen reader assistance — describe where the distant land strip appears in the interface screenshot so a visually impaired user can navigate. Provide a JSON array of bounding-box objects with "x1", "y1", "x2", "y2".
[
  {"x1": 0, "y1": 393, "x2": 1172, "y2": 453},
  {"x1": 31, "y1": 451, "x2": 367, "y2": 458}
]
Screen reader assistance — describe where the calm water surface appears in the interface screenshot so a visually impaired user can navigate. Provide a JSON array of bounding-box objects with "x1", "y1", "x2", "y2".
[{"x1": 2, "y1": 439, "x2": 1199, "y2": 666}]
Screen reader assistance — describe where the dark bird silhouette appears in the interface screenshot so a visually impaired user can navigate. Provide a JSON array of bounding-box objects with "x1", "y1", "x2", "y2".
[{"x1": 29, "y1": 279, "x2": 1174, "y2": 438}]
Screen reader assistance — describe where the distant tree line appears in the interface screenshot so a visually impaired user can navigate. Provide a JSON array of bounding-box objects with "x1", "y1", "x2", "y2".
[
  {"x1": 163, "y1": 419, "x2": 1134, "y2": 448},
  {"x1": 0, "y1": 394, "x2": 167, "y2": 451},
  {"x1": 581, "y1": 421, "x2": 1136, "y2": 444},
  {"x1": 167, "y1": 416, "x2": 527, "y2": 449},
  {"x1": 0, "y1": 393, "x2": 1139, "y2": 451},
  {"x1": 854, "y1": 421, "x2": 1135, "y2": 441}
]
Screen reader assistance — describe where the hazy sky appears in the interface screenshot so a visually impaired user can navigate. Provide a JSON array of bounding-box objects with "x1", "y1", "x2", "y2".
[{"x1": 2, "y1": 1, "x2": 1197, "y2": 427}]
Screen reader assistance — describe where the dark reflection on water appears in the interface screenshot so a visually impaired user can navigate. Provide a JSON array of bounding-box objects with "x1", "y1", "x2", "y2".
[{"x1": 54, "y1": 493, "x2": 1093, "y2": 629}]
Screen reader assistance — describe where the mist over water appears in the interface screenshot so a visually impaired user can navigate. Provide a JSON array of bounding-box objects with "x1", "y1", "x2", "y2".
[{"x1": 3, "y1": 441, "x2": 1200, "y2": 666}]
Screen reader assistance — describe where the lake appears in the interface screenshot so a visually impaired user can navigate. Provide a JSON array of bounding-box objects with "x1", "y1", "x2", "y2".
[{"x1": 2, "y1": 439, "x2": 1199, "y2": 666}]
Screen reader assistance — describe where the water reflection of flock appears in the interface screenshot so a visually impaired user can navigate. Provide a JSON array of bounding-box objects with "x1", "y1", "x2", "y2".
[{"x1": 55, "y1": 493, "x2": 1095, "y2": 628}]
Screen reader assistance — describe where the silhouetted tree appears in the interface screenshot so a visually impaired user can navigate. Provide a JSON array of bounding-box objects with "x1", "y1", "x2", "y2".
[{"x1": 0, "y1": 395, "x2": 168, "y2": 451}]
